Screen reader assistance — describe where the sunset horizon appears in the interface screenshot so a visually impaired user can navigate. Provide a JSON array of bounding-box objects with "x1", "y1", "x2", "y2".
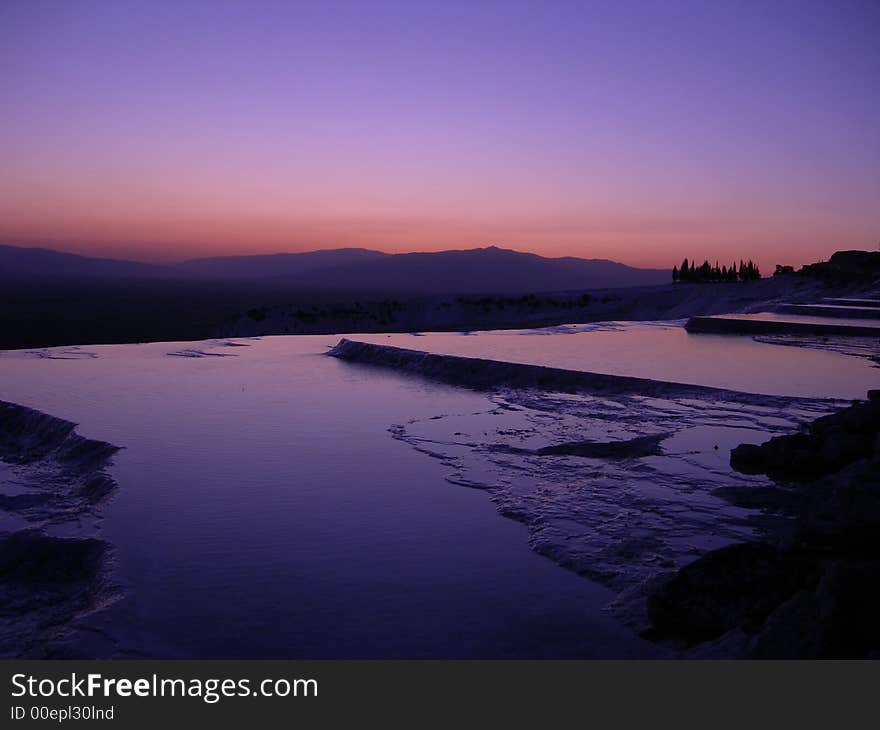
[
  {"x1": 0, "y1": 234, "x2": 867, "y2": 273},
  {"x1": 2, "y1": 1, "x2": 877, "y2": 273}
]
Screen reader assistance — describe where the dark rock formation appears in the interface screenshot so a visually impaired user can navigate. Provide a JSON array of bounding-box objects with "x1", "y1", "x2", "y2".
[
  {"x1": 0, "y1": 400, "x2": 121, "y2": 518},
  {"x1": 0, "y1": 400, "x2": 120, "y2": 477},
  {"x1": 0, "y1": 400, "x2": 122, "y2": 657},
  {"x1": 646, "y1": 543, "x2": 820, "y2": 646},
  {"x1": 0, "y1": 531, "x2": 113, "y2": 658},
  {"x1": 794, "y1": 456, "x2": 880, "y2": 555},
  {"x1": 799, "y1": 250, "x2": 880, "y2": 284},
  {"x1": 645, "y1": 391, "x2": 880, "y2": 657},
  {"x1": 730, "y1": 398, "x2": 880, "y2": 480}
]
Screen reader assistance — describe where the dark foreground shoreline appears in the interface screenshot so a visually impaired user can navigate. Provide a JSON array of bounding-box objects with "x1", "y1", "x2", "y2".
[
  {"x1": 645, "y1": 393, "x2": 880, "y2": 658},
  {"x1": 0, "y1": 401, "x2": 120, "y2": 658}
]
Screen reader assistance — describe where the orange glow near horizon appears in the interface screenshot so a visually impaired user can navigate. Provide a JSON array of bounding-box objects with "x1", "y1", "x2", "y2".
[
  {"x1": 1, "y1": 2, "x2": 877, "y2": 273},
  {"x1": 0, "y1": 206, "x2": 874, "y2": 271}
]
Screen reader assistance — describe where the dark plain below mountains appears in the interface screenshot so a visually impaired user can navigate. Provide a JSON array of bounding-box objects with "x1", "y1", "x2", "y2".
[{"x1": 1, "y1": 243, "x2": 876, "y2": 350}]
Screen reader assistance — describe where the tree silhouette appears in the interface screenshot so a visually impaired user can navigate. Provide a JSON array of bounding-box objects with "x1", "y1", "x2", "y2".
[{"x1": 673, "y1": 255, "x2": 761, "y2": 283}]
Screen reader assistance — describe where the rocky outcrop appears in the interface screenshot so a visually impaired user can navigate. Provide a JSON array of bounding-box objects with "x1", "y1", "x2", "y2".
[
  {"x1": 0, "y1": 400, "x2": 119, "y2": 475},
  {"x1": 0, "y1": 400, "x2": 121, "y2": 514},
  {"x1": 644, "y1": 391, "x2": 880, "y2": 657},
  {"x1": 0, "y1": 531, "x2": 112, "y2": 658},
  {"x1": 646, "y1": 543, "x2": 821, "y2": 646},
  {"x1": 730, "y1": 397, "x2": 880, "y2": 480},
  {"x1": 799, "y1": 250, "x2": 880, "y2": 284},
  {"x1": 0, "y1": 400, "x2": 122, "y2": 657}
]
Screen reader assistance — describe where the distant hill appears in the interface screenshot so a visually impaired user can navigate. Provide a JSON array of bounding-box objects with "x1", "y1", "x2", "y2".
[
  {"x1": 176, "y1": 248, "x2": 388, "y2": 278},
  {"x1": 0, "y1": 244, "x2": 668, "y2": 293},
  {"x1": 279, "y1": 246, "x2": 669, "y2": 294},
  {"x1": 0, "y1": 244, "x2": 173, "y2": 279}
]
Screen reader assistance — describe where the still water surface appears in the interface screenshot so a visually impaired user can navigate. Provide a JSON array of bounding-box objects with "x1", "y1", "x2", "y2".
[{"x1": 0, "y1": 324, "x2": 875, "y2": 657}]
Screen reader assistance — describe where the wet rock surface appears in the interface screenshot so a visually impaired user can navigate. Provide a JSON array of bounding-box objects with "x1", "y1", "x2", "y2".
[
  {"x1": 730, "y1": 398, "x2": 880, "y2": 480},
  {"x1": 534, "y1": 433, "x2": 669, "y2": 459},
  {"x1": 0, "y1": 400, "x2": 121, "y2": 657},
  {"x1": 645, "y1": 393, "x2": 880, "y2": 657},
  {"x1": 0, "y1": 531, "x2": 114, "y2": 657},
  {"x1": 646, "y1": 543, "x2": 821, "y2": 646}
]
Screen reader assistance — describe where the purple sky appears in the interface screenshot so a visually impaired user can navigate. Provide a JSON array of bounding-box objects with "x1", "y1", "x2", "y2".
[{"x1": 1, "y1": 0, "x2": 878, "y2": 269}]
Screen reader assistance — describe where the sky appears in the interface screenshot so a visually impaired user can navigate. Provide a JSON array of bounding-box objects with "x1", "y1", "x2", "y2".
[{"x1": 1, "y1": 0, "x2": 878, "y2": 270}]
